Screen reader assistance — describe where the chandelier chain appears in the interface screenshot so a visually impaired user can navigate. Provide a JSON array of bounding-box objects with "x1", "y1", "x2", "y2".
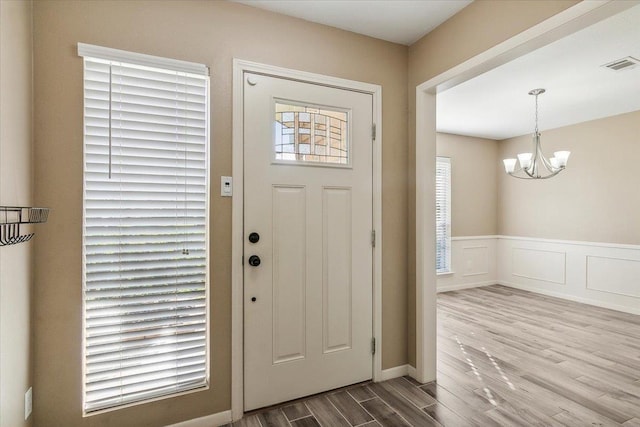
[{"x1": 534, "y1": 93, "x2": 539, "y2": 134}]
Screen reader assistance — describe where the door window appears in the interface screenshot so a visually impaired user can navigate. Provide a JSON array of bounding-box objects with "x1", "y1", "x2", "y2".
[{"x1": 274, "y1": 101, "x2": 350, "y2": 166}]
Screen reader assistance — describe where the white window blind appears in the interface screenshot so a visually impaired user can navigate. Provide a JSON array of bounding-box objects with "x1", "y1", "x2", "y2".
[
  {"x1": 436, "y1": 157, "x2": 451, "y2": 274},
  {"x1": 80, "y1": 44, "x2": 209, "y2": 413}
]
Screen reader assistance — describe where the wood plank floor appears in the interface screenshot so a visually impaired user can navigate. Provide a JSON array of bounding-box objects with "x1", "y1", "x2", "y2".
[{"x1": 226, "y1": 285, "x2": 640, "y2": 427}]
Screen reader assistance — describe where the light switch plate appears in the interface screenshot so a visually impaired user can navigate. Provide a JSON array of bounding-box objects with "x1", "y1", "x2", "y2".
[{"x1": 221, "y1": 176, "x2": 233, "y2": 197}]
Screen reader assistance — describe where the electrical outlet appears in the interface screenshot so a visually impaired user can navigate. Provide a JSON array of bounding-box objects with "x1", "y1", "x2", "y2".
[{"x1": 24, "y1": 387, "x2": 32, "y2": 420}]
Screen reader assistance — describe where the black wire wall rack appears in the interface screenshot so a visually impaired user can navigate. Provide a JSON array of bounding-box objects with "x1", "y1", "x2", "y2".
[{"x1": 0, "y1": 206, "x2": 50, "y2": 246}]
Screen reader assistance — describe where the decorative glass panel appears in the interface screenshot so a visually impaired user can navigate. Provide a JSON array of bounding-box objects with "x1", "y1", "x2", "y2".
[{"x1": 275, "y1": 102, "x2": 349, "y2": 165}]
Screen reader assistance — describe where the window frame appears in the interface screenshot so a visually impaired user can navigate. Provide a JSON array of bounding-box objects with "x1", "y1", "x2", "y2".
[
  {"x1": 271, "y1": 98, "x2": 353, "y2": 169},
  {"x1": 79, "y1": 43, "x2": 211, "y2": 415}
]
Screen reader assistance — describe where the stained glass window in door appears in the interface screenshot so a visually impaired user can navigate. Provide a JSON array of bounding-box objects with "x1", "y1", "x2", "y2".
[{"x1": 275, "y1": 102, "x2": 349, "y2": 165}]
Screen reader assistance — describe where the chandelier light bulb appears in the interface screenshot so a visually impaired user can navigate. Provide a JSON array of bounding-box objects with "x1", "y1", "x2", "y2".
[
  {"x1": 553, "y1": 151, "x2": 571, "y2": 167},
  {"x1": 503, "y1": 158, "x2": 517, "y2": 173},
  {"x1": 517, "y1": 153, "x2": 532, "y2": 169}
]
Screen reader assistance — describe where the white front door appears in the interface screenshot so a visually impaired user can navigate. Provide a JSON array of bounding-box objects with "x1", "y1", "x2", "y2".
[{"x1": 243, "y1": 72, "x2": 374, "y2": 411}]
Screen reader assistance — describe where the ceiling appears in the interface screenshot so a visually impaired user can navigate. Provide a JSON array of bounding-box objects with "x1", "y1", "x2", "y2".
[
  {"x1": 231, "y1": 1, "x2": 639, "y2": 140},
  {"x1": 231, "y1": 0, "x2": 472, "y2": 45},
  {"x1": 437, "y1": 4, "x2": 640, "y2": 140}
]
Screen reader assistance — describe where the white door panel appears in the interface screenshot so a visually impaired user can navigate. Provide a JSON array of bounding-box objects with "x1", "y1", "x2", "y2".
[{"x1": 243, "y1": 72, "x2": 373, "y2": 410}]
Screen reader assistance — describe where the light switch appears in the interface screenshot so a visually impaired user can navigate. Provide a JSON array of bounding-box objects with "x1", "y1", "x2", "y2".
[{"x1": 221, "y1": 176, "x2": 233, "y2": 197}]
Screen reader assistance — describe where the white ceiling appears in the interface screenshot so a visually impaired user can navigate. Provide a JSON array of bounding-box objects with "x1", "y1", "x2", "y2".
[
  {"x1": 231, "y1": 0, "x2": 472, "y2": 45},
  {"x1": 437, "y1": 4, "x2": 640, "y2": 140}
]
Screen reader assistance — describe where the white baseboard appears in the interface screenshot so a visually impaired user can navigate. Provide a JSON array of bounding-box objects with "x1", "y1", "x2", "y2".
[
  {"x1": 379, "y1": 364, "x2": 410, "y2": 381},
  {"x1": 499, "y1": 281, "x2": 640, "y2": 316},
  {"x1": 437, "y1": 280, "x2": 495, "y2": 293},
  {"x1": 375, "y1": 364, "x2": 424, "y2": 385},
  {"x1": 165, "y1": 410, "x2": 232, "y2": 427},
  {"x1": 406, "y1": 365, "x2": 417, "y2": 380}
]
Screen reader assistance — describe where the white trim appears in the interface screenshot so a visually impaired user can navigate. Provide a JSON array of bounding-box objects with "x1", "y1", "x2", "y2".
[
  {"x1": 462, "y1": 271, "x2": 489, "y2": 277},
  {"x1": 77, "y1": 43, "x2": 209, "y2": 76},
  {"x1": 231, "y1": 60, "x2": 245, "y2": 422},
  {"x1": 415, "y1": 88, "x2": 437, "y2": 384},
  {"x1": 452, "y1": 235, "x2": 499, "y2": 241},
  {"x1": 379, "y1": 365, "x2": 410, "y2": 381},
  {"x1": 498, "y1": 281, "x2": 640, "y2": 316},
  {"x1": 233, "y1": 59, "x2": 385, "y2": 94},
  {"x1": 407, "y1": 364, "x2": 417, "y2": 380},
  {"x1": 436, "y1": 271, "x2": 454, "y2": 276},
  {"x1": 380, "y1": 364, "x2": 419, "y2": 382},
  {"x1": 437, "y1": 280, "x2": 495, "y2": 293},
  {"x1": 497, "y1": 235, "x2": 640, "y2": 251},
  {"x1": 414, "y1": 0, "x2": 636, "y2": 385},
  {"x1": 164, "y1": 410, "x2": 232, "y2": 427},
  {"x1": 231, "y1": 59, "x2": 383, "y2": 421},
  {"x1": 372, "y1": 77, "x2": 384, "y2": 387},
  {"x1": 453, "y1": 234, "x2": 640, "y2": 250}
]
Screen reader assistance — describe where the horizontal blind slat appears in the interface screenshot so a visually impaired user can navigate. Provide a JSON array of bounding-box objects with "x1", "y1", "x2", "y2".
[
  {"x1": 87, "y1": 341, "x2": 205, "y2": 366},
  {"x1": 86, "y1": 333, "x2": 206, "y2": 357},
  {"x1": 85, "y1": 372, "x2": 206, "y2": 410}
]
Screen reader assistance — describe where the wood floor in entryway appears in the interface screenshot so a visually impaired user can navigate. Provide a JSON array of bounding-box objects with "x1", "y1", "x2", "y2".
[{"x1": 226, "y1": 285, "x2": 640, "y2": 427}]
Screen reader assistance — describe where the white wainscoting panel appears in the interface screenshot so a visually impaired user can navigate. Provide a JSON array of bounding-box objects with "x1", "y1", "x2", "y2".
[
  {"x1": 462, "y1": 246, "x2": 489, "y2": 277},
  {"x1": 586, "y1": 255, "x2": 640, "y2": 298},
  {"x1": 437, "y1": 236, "x2": 497, "y2": 292},
  {"x1": 512, "y1": 247, "x2": 566, "y2": 284},
  {"x1": 498, "y1": 236, "x2": 640, "y2": 315}
]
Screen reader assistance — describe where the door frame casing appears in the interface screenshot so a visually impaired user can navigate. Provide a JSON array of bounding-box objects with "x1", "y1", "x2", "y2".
[
  {"x1": 413, "y1": 0, "x2": 637, "y2": 384},
  {"x1": 231, "y1": 59, "x2": 383, "y2": 420}
]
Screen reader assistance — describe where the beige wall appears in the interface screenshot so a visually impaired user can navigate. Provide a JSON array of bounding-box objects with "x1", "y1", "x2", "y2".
[
  {"x1": 405, "y1": 0, "x2": 580, "y2": 367},
  {"x1": 437, "y1": 133, "x2": 498, "y2": 237},
  {"x1": 0, "y1": 1, "x2": 34, "y2": 427},
  {"x1": 32, "y1": 1, "x2": 408, "y2": 426},
  {"x1": 498, "y1": 110, "x2": 640, "y2": 244}
]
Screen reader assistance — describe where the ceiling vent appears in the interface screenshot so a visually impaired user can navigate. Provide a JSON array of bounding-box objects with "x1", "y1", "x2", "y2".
[{"x1": 602, "y1": 56, "x2": 640, "y2": 71}]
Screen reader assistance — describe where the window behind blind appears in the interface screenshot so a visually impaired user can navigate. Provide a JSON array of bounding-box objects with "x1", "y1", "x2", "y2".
[
  {"x1": 79, "y1": 44, "x2": 209, "y2": 412},
  {"x1": 436, "y1": 157, "x2": 451, "y2": 274}
]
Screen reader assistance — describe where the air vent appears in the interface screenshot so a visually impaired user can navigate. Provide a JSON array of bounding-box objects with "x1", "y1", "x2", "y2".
[{"x1": 602, "y1": 56, "x2": 640, "y2": 71}]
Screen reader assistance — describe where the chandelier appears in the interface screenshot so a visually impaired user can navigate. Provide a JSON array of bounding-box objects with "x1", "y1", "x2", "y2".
[{"x1": 503, "y1": 89, "x2": 570, "y2": 179}]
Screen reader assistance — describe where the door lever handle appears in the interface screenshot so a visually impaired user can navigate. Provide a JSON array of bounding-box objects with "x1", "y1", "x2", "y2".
[{"x1": 248, "y1": 255, "x2": 261, "y2": 267}]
